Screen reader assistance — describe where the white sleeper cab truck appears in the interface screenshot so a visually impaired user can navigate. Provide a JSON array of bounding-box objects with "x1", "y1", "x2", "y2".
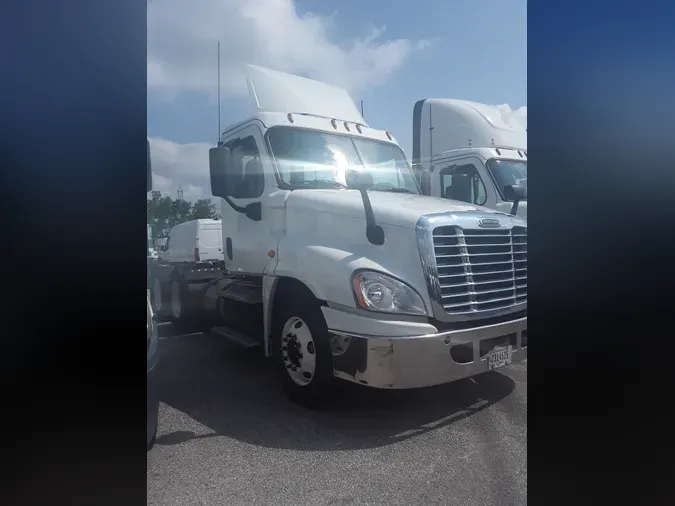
[
  {"x1": 151, "y1": 219, "x2": 224, "y2": 324},
  {"x1": 412, "y1": 99, "x2": 528, "y2": 220},
  {"x1": 204, "y1": 66, "x2": 527, "y2": 407}
]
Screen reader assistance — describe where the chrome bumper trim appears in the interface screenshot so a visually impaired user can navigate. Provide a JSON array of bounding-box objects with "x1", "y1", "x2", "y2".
[{"x1": 329, "y1": 317, "x2": 526, "y2": 389}]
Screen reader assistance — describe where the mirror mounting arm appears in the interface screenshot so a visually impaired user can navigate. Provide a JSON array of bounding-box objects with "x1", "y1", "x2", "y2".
[
  {"x1": 359, "y1": 188, "x2": 385, "y2": 246},
  {"x1": 223, "y1": 196, "x2": 247, "y2": 214},
  {"x1": 222, "y1": 197, "x2": 262, "y2": 222},
  {"x1": 504, "y1": 184, "x2": 527, "y2": 216}
]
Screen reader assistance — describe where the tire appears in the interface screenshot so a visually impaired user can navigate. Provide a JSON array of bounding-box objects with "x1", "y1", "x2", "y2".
[
  {"x1": 147, "y1": 423, "x2": 157, "y2": 451},
  {"x1": 272, "y1": 295, "x2": 336, "y2": 409},
  {"x1": 147, "y1": 370, "x2": 159, "y2": 451},
  {"x1": 169, "y1": 272, "x2": 202, "y2": 334},
  {"x1": 151, "y1": 276, "x2": 169, "y2": 318},
  {"x1": 169, "y1": 274, "x2": 189, "y2": 323}
]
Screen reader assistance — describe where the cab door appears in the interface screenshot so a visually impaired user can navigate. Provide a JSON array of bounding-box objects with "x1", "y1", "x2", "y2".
[
  {"x1": 219, "y1": 123, "x2": 278, "y2": 276},
  {"x1": 435, "y1": 156, "x2": 497, "y2": 209}
]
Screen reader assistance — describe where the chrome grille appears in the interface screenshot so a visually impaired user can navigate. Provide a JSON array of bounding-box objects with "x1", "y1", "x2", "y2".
[{"x1": 432, "y1": 225, "x2": 527, "y2": 314}]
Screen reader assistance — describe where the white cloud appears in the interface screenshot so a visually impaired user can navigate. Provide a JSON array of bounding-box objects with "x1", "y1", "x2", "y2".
[
  {"x1": 148, "y1": 0, "x2": 429, "y2": 100},
  {"x1": 494, "y1": 104, "x2": 527, "y2": 130},
  {"x1": 149, "y1": 137, "x2": 214, "y2": 199},
  {"x1": 151, "y1": 172, "x2": 172, "y2": 191}
]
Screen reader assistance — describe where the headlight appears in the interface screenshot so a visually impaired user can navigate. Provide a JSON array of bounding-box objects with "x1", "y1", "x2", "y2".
[{"x1": 352, "y1": 271, "x2": 427, "y2": 316}]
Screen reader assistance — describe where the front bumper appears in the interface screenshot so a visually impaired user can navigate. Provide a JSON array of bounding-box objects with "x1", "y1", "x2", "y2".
[{"x1": 329, "y1": 316, "x2": 527, "y2": 389}]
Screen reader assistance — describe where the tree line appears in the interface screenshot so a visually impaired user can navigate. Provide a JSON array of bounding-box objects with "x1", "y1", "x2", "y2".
[{"x1": 147, "y1": 191, "x2": 220, "y2": 240}]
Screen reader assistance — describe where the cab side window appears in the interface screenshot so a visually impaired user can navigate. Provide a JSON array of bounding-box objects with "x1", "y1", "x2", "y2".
[
  {"x1": 439, "y1": 163, "x2": 487, "y2": 205},
  {"x1": 224, "y1": 135, "x2": 265, "y2": 198}
]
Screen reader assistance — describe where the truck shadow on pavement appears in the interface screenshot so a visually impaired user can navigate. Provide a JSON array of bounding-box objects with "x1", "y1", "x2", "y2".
[{"x1": 156, "y1": 331, "x2": 516, "y2": 451}]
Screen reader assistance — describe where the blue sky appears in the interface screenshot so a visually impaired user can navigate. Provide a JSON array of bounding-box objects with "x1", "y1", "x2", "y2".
[{"x1": 148, "y1": 0, "x2": 526, "y2": 201}]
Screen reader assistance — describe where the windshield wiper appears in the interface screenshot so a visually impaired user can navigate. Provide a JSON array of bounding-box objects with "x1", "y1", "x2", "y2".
[
  {"x1": 295, "y1": 179, "x2": 348, "y2": 189},
  {"x1": 372, "y1": 187, "x2": 416, "y2": 194}
]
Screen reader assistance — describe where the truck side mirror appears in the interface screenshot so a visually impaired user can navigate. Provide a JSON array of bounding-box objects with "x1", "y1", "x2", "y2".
[
  {"x1": 504, "y1": 184, "x2": 527, "y2": 215},
  {"x1": 209, "y1": 146, "x2": 232, "y2": 198},
  {"x1": 209, "y1": 145, "x2": 262, "y2": 222},
  {"x1": 147, "y1": 140, "x2": 152, "y2": 192}
]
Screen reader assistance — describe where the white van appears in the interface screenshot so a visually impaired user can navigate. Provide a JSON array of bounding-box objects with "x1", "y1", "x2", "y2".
[
  {"x1": 159, "y1": 219, "x2": 223, "y2": 263},
  {"x1": 150, "y1": 219, "x2": 225, "y2": 322}
]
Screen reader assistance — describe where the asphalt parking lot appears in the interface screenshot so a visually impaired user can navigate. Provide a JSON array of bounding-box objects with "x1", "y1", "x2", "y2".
[{"x1": 147, "y1": 328, "x2": 527, "y2": 506}]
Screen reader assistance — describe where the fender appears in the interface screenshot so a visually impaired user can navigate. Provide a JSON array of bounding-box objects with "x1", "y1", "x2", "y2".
[{"x1": 268, "y1": 224, "x2": 433, "y2": 357}]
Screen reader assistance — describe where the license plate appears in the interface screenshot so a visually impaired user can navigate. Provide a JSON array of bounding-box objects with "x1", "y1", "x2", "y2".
[{"x1": 488, "y1": 345, "x2": 512, "y2": 370}]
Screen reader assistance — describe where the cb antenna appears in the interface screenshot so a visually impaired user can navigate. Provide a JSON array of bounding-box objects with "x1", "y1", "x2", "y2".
[{"x1": 217, "y1": 41, "x2": 222, "y2": 146}]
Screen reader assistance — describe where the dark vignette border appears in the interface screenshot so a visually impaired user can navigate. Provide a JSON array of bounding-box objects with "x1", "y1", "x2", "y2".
[
  {"x1": 1, "y1": 1, "x2": 147, "y2": 504},
  {"x1": 0, "y1": 0, "x2": 674, "y2": 504},
  {"x1": 529, "y1": 0, "x2": 675, "y2": 504}
]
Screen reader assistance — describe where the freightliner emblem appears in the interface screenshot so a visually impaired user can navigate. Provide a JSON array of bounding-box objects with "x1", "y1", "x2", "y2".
[{"x1": 478, "y1": 217, "x2": 501, "y2": 228}]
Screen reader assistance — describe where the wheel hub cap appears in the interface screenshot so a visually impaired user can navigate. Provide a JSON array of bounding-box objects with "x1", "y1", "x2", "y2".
[{"x1": 281, "y1": 317, "x2": 316, "y2": 386}]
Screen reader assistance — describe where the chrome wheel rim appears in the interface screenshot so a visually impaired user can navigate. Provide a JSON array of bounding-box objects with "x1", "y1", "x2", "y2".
[{"x1": 281, "y1": 317, "x2": 316, "y2": 386}]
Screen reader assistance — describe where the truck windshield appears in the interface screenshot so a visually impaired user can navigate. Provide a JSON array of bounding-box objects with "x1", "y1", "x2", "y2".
[
  {"x1": 267, "y1": 127, "x2": 419, "y2": 194},
  {"x1": 486, "y1": 159, "x2": 527, "y2": 200}
]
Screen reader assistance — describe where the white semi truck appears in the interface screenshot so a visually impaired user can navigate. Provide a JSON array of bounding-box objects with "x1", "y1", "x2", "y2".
[
  {"x1": 411, "y1": 99, "x2": 528, "y2": 220},
  {"x1": 153, "y1": 66, "x2": 528, "y2": 407}
]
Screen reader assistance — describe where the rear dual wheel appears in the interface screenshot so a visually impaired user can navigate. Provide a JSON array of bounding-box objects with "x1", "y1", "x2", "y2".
[
  {"x1": 152, "y1": 272, "x2": 196, "y2": 331},
  {"x1": 170, "y1": 278, "x2": 184, "y2": 321},
  {"x1": 152, "y1": 277, "x2": 167, "y2": 316}
]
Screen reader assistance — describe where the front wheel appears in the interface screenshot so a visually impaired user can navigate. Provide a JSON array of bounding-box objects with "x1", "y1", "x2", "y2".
[{"x1": 272, "y1": 298, "x2": 336, "y2": 409}]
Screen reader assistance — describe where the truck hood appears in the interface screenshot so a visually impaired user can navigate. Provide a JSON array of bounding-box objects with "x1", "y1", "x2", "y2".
[{"x1": 286, "y1": 190, "x2": 493, "y2": 228}]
